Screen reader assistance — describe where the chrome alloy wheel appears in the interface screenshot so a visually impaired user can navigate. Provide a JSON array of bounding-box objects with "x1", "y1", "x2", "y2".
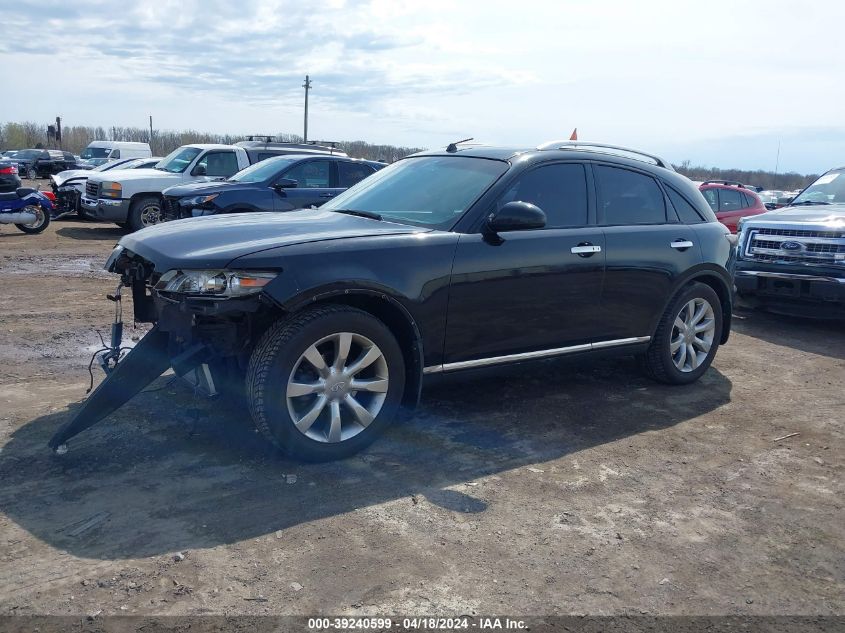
[
  {"x1": 670, "y1": 297, "x2": 715, "y2": 372},
  {"x1": 286, "y1": 332, "x2": 389, "y2": 443},
  {"x1": 140, "y1": 204, "x2": 162, "y2": 226},
  {"x1": 21, "y1": 205, "x2": 45, "y2": 228}
]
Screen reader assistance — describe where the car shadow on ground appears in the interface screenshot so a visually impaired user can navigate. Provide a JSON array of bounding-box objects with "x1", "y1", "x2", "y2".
[
  {"x1": 0, "y1": 356, "x2": 732, "y2": 560},
  {"x1": 732, "y1": 304, "x2": 845, "y2": 360},
  {"x1": 55, "y1": 225, "x2": 126, "y2": 241}
]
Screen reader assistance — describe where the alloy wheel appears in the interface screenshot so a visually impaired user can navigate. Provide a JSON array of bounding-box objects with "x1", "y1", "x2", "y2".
[
  {"x1": 286, "y1": 332, "x2": 389, "y2": 443},
  {"x1": 670, "y1": 297, "x2": 715, "y2": 372},
  {"x1": 140, "y1": 204, "x2": 161, "y2": 226}
]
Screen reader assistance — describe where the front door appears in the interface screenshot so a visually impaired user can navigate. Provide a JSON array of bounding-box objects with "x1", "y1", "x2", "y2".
[{"x1": 443, "y1": 162, "x2": 605, "y2": 365}]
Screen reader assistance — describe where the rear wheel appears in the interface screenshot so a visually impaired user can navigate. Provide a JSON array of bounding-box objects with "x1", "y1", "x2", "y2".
[
  {"x1": 26, "y1": 166, "x2": 37, "y2": 180},
  {"x1": 128, "y1": 196, "x2": 163, "y2": 232},
  {"x1": 642, "y1": 282, "x2": 722, "y2": 385},
  {"x1": 15, "y1": 205, "x2": 50, "y2": 234},
  {"x1": 247, "y1": 305, "x2": 405, "y2": 461}
]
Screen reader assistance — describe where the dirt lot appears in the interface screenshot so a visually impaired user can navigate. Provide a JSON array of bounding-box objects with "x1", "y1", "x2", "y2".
[{"x1": 0, "y1": 188, "x2": 842, "y2": 617}]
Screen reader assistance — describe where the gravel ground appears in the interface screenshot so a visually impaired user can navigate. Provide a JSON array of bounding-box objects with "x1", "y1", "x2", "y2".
[{"x1": 0, "y1": 186, "x2": 842, "y2": 617}]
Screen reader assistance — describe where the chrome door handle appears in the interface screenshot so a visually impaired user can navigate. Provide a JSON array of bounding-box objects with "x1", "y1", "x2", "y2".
[
  {"x1": 319, "y1": 193, "x2": 335, "y2": 198},
  {"x1": 670, "y1": 240, "x2": 694, "y2": 249},
  {"x1": 571, "y1": 245, "x2": 602, "y2": 254}
]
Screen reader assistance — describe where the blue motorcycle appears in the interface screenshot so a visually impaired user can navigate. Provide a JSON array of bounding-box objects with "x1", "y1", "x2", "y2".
[{"x1": 0, "y1": 187, "x2": 53, "y2": 234}]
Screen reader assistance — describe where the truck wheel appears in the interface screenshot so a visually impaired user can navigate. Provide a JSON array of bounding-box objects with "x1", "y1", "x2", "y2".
[
  {"x1": 246, "y1": 305, "x2": 405, "y2": 461},
  {"x1": 15, "y1": 205, "x2": 50, "y2": 234},
  {"x1": 128, "y1": 196, "x2": 163, "y2": 232},
  {"x1": 642, "y1": 282, "x2": 722, "y2": 385}
]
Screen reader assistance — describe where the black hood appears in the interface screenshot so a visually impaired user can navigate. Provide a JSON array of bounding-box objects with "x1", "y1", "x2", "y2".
[
  {"x1": 163, "y1": 180, "x2": 247, "y2": 197},
  {"x1": 108, "y1": 209, "x2": 429, "y2": 272}
]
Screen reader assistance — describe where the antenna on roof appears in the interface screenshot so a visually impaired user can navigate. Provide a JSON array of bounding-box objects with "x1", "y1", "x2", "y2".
[{"x1": 446, "y1": 137, "x2": 474, "y2": 153}]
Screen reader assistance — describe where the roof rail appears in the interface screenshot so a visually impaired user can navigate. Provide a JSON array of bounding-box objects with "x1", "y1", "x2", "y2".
[
  {"x1": 702, "y1": 179, "x2": 746, "y2": 188},
  {"x1": 536, "y1": 140, "x2": 674, "y2": 171}
]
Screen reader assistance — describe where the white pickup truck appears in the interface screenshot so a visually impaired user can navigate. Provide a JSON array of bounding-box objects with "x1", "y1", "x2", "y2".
[{"x1": 81, "y1": 144, "x2": 254, "y2": 231}]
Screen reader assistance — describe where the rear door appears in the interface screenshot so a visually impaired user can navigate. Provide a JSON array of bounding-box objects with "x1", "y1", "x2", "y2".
[
  {"x1": 593, "y1": 163, "x2": 701, "y2": 341},
  {"x1": 272, "y1": 159, "x2": 335, "y2": 209},
  {"x1": 443, "y1": 161, "x2": 605, "y2": 364}
]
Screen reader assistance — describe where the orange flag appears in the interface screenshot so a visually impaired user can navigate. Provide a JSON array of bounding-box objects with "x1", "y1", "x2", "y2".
[{"x1": 570, "y1": 128, "x2": 578, "y2": 141}]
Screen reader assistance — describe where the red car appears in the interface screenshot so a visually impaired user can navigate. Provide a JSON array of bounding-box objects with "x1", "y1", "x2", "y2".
[{"x1": 699, "y1": 180, "x2": 767, "y2": 233}]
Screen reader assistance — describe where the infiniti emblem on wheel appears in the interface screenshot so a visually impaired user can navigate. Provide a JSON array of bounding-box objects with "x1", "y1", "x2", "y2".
[
  {"x1": 331, "y1": 382, "x2": 346, "y2": 392},
  {"x1": 780, "y1": 240, "x2": 804, "y2": 251}
]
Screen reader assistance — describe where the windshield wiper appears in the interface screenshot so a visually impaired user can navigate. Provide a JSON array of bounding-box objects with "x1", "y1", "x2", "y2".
[
  {"x1": 330, "y1": 209, "x2": 383, "y2": 221},
  {"x1": 789, "y1": 200, "x2": 831, "y2": 206}
]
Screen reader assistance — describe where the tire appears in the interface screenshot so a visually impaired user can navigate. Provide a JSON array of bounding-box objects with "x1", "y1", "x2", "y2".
[
  {"x1": 15, "y1": 205, "x2": 50, "y2": 234},
  {"x1": 642, "y1": 282, "x2": 722, "y2": 385},
  {"x1": 247, "y1": 305, "x2": 405, "y2": 461},
  {"x1": 128, "y1": 196, "x2": 163, "y2": 232},
  {"x1": 26, "y1": 166, "x2": 37, "y2": 180},
  {"x1": 115, "y1": 221, "x2": 130, "y2": 230}
]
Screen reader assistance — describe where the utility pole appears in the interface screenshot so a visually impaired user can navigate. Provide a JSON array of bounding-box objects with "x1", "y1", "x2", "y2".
[
  {"x1": 773, "y1": 140, "x2": 781, "y2": 189},
  {"x1": 302, "y1": 75, "x2": 312, "y2": 143},
  {"x1": 149, "y1": 115, "x2": 154, "y2": 149}
]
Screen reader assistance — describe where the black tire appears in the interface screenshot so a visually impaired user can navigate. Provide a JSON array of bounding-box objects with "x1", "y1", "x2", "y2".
[
  {"x1": 642, "y1": 282, "x2": 722, "y2": 385},
  {"x1": 116, "y1": 221, "x2": 130, "y2": 230},
  {"x1": 128, "y1": 196, "x2": 163, "y2": 232},
  {"x1": 26, "y1": 166, "x2": 37, "y2": 180},
  {"x1": 15, "y1": 205, "x2": 50, "y2": 234},
  {"x1": 246, "y1": 305, "x2": 405, "y2": 461}
]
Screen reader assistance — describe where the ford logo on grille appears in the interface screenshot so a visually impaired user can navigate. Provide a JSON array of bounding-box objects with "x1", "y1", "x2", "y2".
[{"x1": 780, "y1": 240, "x2": 804, "y2": 251}]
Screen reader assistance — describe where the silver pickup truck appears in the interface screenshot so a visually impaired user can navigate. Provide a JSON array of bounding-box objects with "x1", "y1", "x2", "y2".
[{"x1": 735, "y1": 165, "x2": 845, "y2": 318}]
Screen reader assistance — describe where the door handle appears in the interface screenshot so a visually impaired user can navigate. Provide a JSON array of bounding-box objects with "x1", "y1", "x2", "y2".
[
  {"x1": 571, "y1": 244, "x2": 602, "y2": 256},
  {"x1": 670, "y1": 239, "x2": 694, "y2": 250},
  {"x1": 319, "y1": 193, "x2": 335, "y2": 198}
]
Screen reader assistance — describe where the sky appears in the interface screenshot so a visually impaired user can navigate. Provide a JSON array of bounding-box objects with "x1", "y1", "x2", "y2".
[{"x1": 0, "y1": 0, "x2": 843, "y2": 173}]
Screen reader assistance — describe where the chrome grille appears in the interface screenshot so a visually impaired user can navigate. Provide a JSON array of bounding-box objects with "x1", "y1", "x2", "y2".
[
  {"x1": 744, "y1": 226, "x2": 845, "y2": 265},
  {"x1": 85, "y1": 180, "x2": 99, "y2": 199}
]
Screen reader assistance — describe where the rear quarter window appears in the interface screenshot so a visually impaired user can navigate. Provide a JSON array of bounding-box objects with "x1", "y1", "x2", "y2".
[{"x1": 666, "y1": 186, "x2": 705, "y2": 224}]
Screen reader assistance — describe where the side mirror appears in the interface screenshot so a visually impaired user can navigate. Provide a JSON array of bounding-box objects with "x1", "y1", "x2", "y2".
[
  {"x1": 193, "y1": 164, "x2": 207, "y2": 176},
  {"x1": 486, "y1": 201, "x2": 546, "y2": 234},
  {"x1": 272, "y1": 178, "x2": 298, "y2": 190}
]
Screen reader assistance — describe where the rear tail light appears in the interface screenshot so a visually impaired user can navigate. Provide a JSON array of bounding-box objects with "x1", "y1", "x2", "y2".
[{"x1": 0, "y1": 165, "x2": 18, "y2": 175}]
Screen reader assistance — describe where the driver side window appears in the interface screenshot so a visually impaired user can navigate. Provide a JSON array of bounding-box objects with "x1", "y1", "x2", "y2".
[
  {"x1": 194, "y1": 151, "x2": 239, "y2": 177},
  {"x1": 496, "y1": 163, "x2": 588, "y2": 228},
  {"x1": 283, "y1": 160, "x2": 331, "y2": 188}
]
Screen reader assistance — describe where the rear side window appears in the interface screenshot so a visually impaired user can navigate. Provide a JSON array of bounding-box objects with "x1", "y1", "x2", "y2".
[
  {"x1": 742, "y1": 192, "x2": 756, "y2": 207},
  {"x1": 719, "y1": 188, "x2": 743, "y2": 211},
  {"x1": 666, "y1": 186, "x2": 705, "y2": 224},
  {"x1": 284, "y1": 160, "x2": 331, "y2": 188},
  {"x1": 497, "y1": 163, "x2": 588, "y2": 227},
  {"x1": 595, "y1": 165, "x2": 666, "y2": 225},
  {"x1": 338, "y1": 161, "x2": 375, "y2": 188}
]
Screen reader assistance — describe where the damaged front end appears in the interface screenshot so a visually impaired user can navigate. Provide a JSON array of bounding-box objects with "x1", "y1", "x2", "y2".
[{"x1": 49, "y1": 246, "x2": 281, "y2": 453}]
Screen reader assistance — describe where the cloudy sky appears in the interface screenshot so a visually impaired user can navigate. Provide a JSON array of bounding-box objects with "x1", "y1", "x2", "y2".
[{"x1": 1, "y1": 0, "x2": 843, "y2": 173}]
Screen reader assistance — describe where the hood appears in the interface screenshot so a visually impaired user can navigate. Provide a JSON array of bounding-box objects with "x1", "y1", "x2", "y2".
[
  {"x1": 746, "y1": 203, "x2": 845, "y2": 226},
  {"x1": 163, "y1": 180, "x2": 245, "y2": 197},
  {"x1": 88, "y1": 167, "x2": 183, "y2": 184},
  {"x1": 110, "y1": 209, "x2": 430, "y2": 272},
  {"x1": 52, "y1": 169, "x2": 91, "y2": 186}
]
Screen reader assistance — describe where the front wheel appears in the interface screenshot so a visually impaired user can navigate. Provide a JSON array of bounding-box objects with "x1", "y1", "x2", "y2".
[
  {"x1": 128, "y1": 196, "x2": 163, "y2": 232},
  {"x1": 246, "y1": 305, "x2": 405, "y2": 461},
  {"x1": 15, "y1": 205, "x2": 50, "y2": 234},
  {"x1": 642, "y1": 282, "x2": 722, "y2": 385}
]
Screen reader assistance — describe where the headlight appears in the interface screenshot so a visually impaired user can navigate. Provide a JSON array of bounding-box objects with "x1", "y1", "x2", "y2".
[
  {"x1": 184, "y1": 193, "x2": 219, "y2": 206},
  {"x1": 155, "y1": 270, "x2": 277, "y2": 297},
  {"x1": 100, "y1": 181, "x2": 122, "y2": 199}
]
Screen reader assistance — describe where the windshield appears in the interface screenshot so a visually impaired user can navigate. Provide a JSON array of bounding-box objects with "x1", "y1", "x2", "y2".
[
  {"x1": 791, "y1": 170, "x2": 845, "y2": 205},
  {"x1": 156, "y1": 147, "x2": 202, "y2": 173},
  {"x1": 320, "y1": 156, "x2": 508, "y2": 228},
  {"x1": 230, "y1": 156, "x2": 299, "y2": 183},
  {"x1": 81, "y1": 147, "x2": 110, "y2": 159}
]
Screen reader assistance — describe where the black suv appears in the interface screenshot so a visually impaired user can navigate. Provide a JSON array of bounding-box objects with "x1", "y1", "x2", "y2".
[
  {"x1": 51, "y1": 142, "x2": 735, "y2": 461},
  {"x1": 162, "y1": 155, "x2": 384, "y2": 220},
  {"x1": 12, "y1": 149, "x2": 81, "y2": 179}
]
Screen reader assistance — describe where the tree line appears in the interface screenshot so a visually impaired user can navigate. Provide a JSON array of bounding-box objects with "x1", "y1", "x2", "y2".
[
  {"x1": 0, "y1": 120, "x2": 818, "y2": 189},
  {"x1": 0, "y1": 121, "x2": 424, "y2": 164}
]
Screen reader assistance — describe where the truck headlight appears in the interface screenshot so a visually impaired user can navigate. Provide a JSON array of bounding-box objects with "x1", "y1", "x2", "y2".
[
  {"x1": 100, "y1": 181, "x2": 122, "y2": 199},
  {"x1": 185, "y1": 193, "x2": 219, "y2": 206},
  {"x1": 155, "y1": 270, "x2": 277, "y2": 297}
]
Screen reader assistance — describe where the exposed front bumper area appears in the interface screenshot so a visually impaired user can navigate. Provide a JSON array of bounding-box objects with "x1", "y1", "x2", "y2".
[
  {"x1": 735, "y1": 266, "x2": 845, "y2": 318},
  {"x1": 80, "y1": 196, "x2": 131, "y2": 221}
]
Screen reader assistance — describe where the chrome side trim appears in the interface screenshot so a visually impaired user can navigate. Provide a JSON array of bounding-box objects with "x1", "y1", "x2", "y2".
[
  {"x1": 423, "y1": 336, "x2": 651, "y2": 375},
  {"x1": 736, "y1": 271, "x2": 845, "y2": 284}
]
